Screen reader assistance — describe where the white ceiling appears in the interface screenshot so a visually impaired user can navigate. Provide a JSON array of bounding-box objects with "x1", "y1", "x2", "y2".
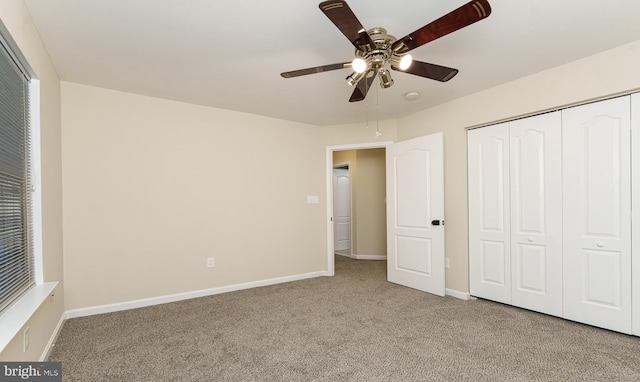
[{"x1": 23, "y1": 0, "x2": 640, "y2": 126}]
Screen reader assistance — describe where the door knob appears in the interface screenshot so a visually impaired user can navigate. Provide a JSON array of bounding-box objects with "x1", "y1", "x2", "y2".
[{"x1": 431, "y1": 220, "x2": 444, "y2": 226}]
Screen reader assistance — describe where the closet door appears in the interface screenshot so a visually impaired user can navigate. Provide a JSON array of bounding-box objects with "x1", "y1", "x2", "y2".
[
  {"x1": 509, "y1": 112, "x2": 563, "y2": 316},
  {"x1": 632, "y1": 93, "x2": 640, "y2": 336},
  {"x1": 468, "y1": 123, "x2": 511, "y2": 304},
  {"x1": 562, "y1": 96, "x2": 632, "y2": 334}
]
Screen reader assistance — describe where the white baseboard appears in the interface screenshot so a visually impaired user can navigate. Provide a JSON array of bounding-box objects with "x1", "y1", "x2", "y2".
[
  {"x1": 65, "y1": 271, "x2": 329, "y2": 319},
  {"x1": 41, "y1": 312, "x2": 65, "y2": 361},
  {"x1": 445, "y1": 288, "x2": 470, "y2": 300},
  {"x1": 353, "y1": 254, "x2": 386, "y2": 260},
  {"x1": 335, "y1": 252, "x2": 387, "y2": 261}
]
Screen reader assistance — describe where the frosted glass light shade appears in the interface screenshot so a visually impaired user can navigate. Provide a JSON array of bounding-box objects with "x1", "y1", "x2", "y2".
[
  {"x1": 398, "y1": 54, "x2": 412, "y2": 70},
  {"x1": 351, "y1": 58, "x2": 367, "y2": 73}
]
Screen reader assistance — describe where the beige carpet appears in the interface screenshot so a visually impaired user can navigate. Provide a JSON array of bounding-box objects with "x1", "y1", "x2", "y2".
[{"x1": 50, "y1": 256, "x2": 640, "y2": 381}]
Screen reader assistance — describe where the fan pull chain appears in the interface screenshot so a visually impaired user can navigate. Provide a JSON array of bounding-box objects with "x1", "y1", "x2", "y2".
[
  {"x1": 375, "y1": 75, "x2": 381, "y2": 137},
  {"x1": 364, "y1": 75, "x2": 369, "y2": 129}
]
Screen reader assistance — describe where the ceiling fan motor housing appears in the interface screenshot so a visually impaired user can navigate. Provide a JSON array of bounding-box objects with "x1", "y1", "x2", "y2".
[{"x1": 355, "y1": 28, "x2": 396, "y2": 71}]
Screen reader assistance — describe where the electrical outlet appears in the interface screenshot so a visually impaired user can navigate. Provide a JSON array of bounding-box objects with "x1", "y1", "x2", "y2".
[
  {"x1": 206, "y1": 257, "x2": 215, "y2": 268},
  {"x1": 445, "y1": 258, "x2": 450, "y2": 269},
  {"x1": 23, "y1": 327, "x2": 29, "y2": 352}
]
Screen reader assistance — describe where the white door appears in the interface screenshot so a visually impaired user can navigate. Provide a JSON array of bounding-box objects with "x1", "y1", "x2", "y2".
[
  {"x1": 386, "y1": 133, "x2": 445, "y2": 295},
  {"x1": 509, "y1": 112, "x2": 563, "y2": 316},
  {"x1": 633, "y1": 93, "x2": 640, "y2": 336},
  {"x1": 333, "y1": 167, "x2": 351, "y2": 252},
  {"x1": 562, "y1": 96, "x2": 632, "y2": 334},
  {"x1": 468, "y1": 123, "x2": 512, "y2": 304}
]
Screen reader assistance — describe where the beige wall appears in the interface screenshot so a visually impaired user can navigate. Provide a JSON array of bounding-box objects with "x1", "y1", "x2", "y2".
[
  {"x1": 354, "y1": 149, "x2": 386, "y2": 257},
  {"x1": 332, "y1": 148, "x2": 386, "y2": 258},
  {"x1": 321, "y1": 120, "x2": 397, "y2": 147},
  {"x1": 61, "y1": 83, "x2": 329, "y2": 310},
  {"x1": 0, "y1": 1, "x2": 64, "y2": 361},
  {"x1": 396, "y1": 40, "x2": 640, "y2": 293}
]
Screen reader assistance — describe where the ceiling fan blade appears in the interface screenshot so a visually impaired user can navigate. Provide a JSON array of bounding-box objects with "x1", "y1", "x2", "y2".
[
  {"x1": 392, "y1": 60, "x2": 458, "y2": 82},
  {"x1": 391, "y1": 0, "x2": 491, "y2": 54},
  {"x1": 281, "y1": 62, "x2": 351, "y2": 78},
  {"x1": 349, "y1": 70, "x2": 377, "y2": 102},
  {"x1": 319, "y1": 0, "x2": 375, "y2": 52}
]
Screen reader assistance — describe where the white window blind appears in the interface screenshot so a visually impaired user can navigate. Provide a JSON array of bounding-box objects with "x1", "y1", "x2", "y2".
[{"x1": 0, "y1": 33, "x2": 33, "y2": 314}]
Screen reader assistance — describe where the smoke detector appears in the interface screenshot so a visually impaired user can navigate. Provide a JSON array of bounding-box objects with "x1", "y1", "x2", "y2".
[{"x1": 404, "y1": 91, "x2": 420, "y2": 101}]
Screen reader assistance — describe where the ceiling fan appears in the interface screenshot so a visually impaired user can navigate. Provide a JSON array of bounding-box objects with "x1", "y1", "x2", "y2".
[{"x1": 281, "y1": 0, "x2": 491, "y2": 102}]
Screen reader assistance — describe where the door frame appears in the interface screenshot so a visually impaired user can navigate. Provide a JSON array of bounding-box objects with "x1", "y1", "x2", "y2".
[
  {"x1": 326, "y1": 141, "x2": 394, "y2": 276},
  {"x1": 333, "y1": 162, "x2": 352, "y2": 256}
]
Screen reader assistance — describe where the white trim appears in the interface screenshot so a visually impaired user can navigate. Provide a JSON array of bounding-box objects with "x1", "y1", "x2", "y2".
[
  {"x1": 326, "y1": 141, "x2": 393, "y2": 277},
  {"x1": 0, "y1": 282, "x2": 57, "y2": 353},
  {"x1": 335, "y1": 252, "x2": 387, "y2": 261},
  {"x1": 66, "y1": 271, "x2": 328, "y2": 319},
  {"x1": 352, "y1": 254, "x2": 387, "y2": 261},
  {"x1": 40, "y1": 312, "x2": 65, "y2": 361},
  {"x1": 335, "y1": 252, "x2": 387, "y2": 260},
  {"x1": 334, "y1": 252, "x2": 352, "y2": 259},
  {"x1": 30, "y1": 79, "x2": 44, "y2": 285},
  {"x1": 445, "y1": 289, "x2": 470, "y2": 300},
  {"x1": 632, "y1": 93, "x2": 639, "y2": 336}
]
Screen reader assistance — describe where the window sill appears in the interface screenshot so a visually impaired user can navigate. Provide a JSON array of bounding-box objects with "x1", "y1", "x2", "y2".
[{"x1": 0, "y1": 281, "x2": 58, "y2": 353}]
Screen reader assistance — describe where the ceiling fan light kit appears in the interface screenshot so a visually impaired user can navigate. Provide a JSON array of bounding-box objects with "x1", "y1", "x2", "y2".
[
  {"x1": 378, "y1": 68, "x2": 394, "y2": 88},
  {"x1": 393, "y1": 54, "x2": 413, "y2": 71},
  {"x1": 351, "y1": 57, "x2": 368, "y2": 73},
  {"x1": 346, "y1": 70, "x2": 366, "y2": 86},
  {"x1": 280, "y1": 0, "x2": 492, "y2": 102}
]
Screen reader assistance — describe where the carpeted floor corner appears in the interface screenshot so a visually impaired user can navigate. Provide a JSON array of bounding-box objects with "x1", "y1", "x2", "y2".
[{"x1": 49, "y1": 256, "x2": 640, "y2": 381}]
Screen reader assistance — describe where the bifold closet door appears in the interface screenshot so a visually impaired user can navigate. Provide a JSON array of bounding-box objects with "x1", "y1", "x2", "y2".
[
  {"x1": 469, "y1": 114, "x2": 563, "y2": 313},
  {"x1": 562, "y1": 96, "x2": 632, "y2": 334},
  {"x1": 509, "y1": 112, "x2": 562, "y2": 317},
  {"x1": 468, "y1": 123, "x2": 511, "y2": 304}
]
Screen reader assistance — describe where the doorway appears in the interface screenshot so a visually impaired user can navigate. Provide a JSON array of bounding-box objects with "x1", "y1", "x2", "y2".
[
  {"x1": 326, "y1": 141, "x2": 392, "y2": 276},
  {"x1": 326, "y1": 135, "x2": 446, "y2": 297}
]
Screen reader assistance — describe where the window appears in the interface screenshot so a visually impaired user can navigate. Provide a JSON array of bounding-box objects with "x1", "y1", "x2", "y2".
[{"x1": 0, "y1": 29, "x2": 34, "y2": 314}]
